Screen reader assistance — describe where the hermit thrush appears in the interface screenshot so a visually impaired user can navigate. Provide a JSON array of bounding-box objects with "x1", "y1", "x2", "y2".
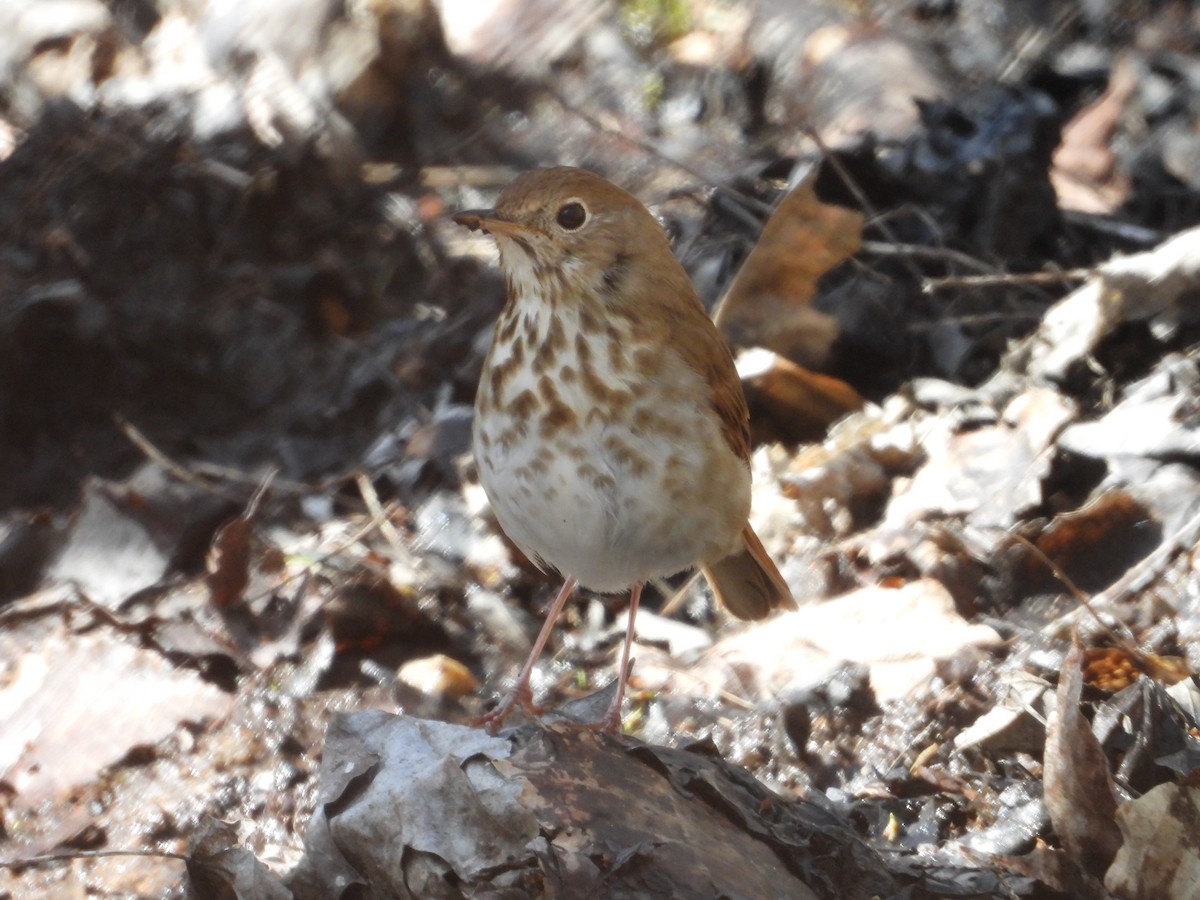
[{"x1": 456, "y1": 167, "x2": 796, "y2": 732}]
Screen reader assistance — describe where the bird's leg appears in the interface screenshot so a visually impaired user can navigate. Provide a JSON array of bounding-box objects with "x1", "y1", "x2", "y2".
[
  {"x1": 474, "y1": 576, "x2": 577, "y2": 734},
  {"x1": 595, "y1": 582, "x2": 643, "y2": 733}
]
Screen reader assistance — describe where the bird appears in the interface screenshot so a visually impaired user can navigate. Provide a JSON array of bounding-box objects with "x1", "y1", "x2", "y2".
[{"x1": 455, "y1": 166, "x2": 796, "y2": 732}]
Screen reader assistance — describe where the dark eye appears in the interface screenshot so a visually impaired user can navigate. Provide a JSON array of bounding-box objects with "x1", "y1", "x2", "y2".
[{"x1": 555, "y1": 201, "x2": 587, "y2": 231}]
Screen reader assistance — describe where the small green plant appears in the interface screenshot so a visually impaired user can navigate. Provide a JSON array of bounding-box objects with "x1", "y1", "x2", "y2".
[{"x1": 619, "y1": 0, "x2": 691, "y2": 51}]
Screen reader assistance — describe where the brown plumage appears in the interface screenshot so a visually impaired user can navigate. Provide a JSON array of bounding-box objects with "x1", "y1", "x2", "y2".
[{"x1": 457, "y1": 166, "x2": 796, "y2": 732}]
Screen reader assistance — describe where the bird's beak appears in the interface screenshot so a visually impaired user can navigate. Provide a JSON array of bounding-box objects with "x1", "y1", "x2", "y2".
[{"x1": 453, "y1": 209, "x2": 532, "y2": 237}]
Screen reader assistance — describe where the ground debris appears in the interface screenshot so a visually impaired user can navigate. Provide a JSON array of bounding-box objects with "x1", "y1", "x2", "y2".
[{"x1": 2, "y1": 1, "x2": 1200, "y2": 898}]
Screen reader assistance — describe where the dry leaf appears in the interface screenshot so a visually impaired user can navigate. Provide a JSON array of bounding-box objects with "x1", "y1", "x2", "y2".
[
  {"x1": 1020, "y1": 226, "x2": 1200, "y2": 382},
  {"x1": 715, "y1": 168, "x2": 863, "y2": 369},
  {"x1": 1105, "y1": 783, "x2": 1200, "y2": 899},
  {"x1": 291, "y1": 713, "x2": 872, "y2": 898},
  {"x1": 0, "y1": 628, "x2": 232, "y2": 810},
  {"x1": 207, "y1": 514, "x2": 253, "y2": 610},
  {"x1": 397, "y1": 653, "x2": 480, "y2": 699},
  {"x1": 885, "y1": 387, "x2": 1074, "y2": 529},
  {"x1": 666, "y1": 579, "x2": 1000, "y2": 704},
  {"x1": 737, "y1": 348, "x2": 864, "y2": 443},
  {"x1": 1051, "y1": 55, "x2": 1135, "y2": 214},
  {"x1": 187, "y1": 818, "x2": 291, "y2": 900},
  {"x1": 1032, "y1": 489, "x2": 1158, "y2": 596},
  {"x1": 1043, "y1": 637, "x2": 1122, "y2": 879}
]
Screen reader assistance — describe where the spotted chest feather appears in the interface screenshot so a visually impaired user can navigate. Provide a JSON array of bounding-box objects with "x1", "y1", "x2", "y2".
[{"x1": 473, "y1": 290, "x2": 749, "y2": 591}]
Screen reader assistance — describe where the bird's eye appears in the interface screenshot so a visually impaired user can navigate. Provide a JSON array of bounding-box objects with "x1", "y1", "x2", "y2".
[{"x1": 555, "y1": 200, "x2": 588, "y2": 231}]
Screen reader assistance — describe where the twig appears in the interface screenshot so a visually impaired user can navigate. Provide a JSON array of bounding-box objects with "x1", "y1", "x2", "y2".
[
  {"x1": 658, "y1": 569, "x2": 703, "y2": 618},
  {"x1": 1003, "y1": 530, "x2": 1135, "y2": 648},
  {"x1": 861, "y1": 239, "x2": 998, "y2": 276},
  {"x1": 116, "y1": 415, "x2": 313, "y2": 497},
  {"x1": 239, "y1": 499, "x2": 402, "y2": 608},
  {"x1": 1095, "y1": 505, "x2": 1200, "y2": 607},
  {"x1": 1061, "y1": 210, "x2": 1162, "y2": 246},
  {"x1": 1016, "y1": 503, "x2": 1200, "y2": 656},
  {"x1": 419, "y1": 165, "x2": 525, "y2": 189},
  {"x1": 998, "y1": 6, "x2": 1079, "y2": 84},
  {"x1": 663, "y1": 663, "x2": 757, "y2": 711},
  {"x1": 116, "y1": 415, "x2": 238, "y2": 499},
  {"x1": 906, "y1": 312, "x2": 1043, "y2": 330},
  {"x1": 923, "y1": 267, "x2": 1093, "y2": 293},
  {"x1": 0, "y1": 848, "x2": 189, "y2": 869},
  {"x1": 243, "y1": 469, "x2": 275, "y2": 520},
  {"x1": 355, "y1": 471, "x2": 406, "y2": 556}
]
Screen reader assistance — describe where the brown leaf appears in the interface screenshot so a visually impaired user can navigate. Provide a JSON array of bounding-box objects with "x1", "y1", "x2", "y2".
[
  {"x1": 1104, "y1": 784, "x2": 1200, "y2": 898},
  {"x1": 206, "y1": 515, "x2": 253, "y2": 610},
  {"x1": 1031, "y1": 489, "x2": 1157, "y2": 595},
  {"x1": 397, "y1": 653, "x2": 480, "y2": 699},
  {"x1": 715, "y1": 169, "x2": 863, "y2": 368},
  {"x1": 1051, "y1": 54, "x2": 1135, "y2": 214},
  {"x1": 738, "y1": 348, "x2": 865, "y2": 444},
  {"x1": 1044, "y1": 636, "x2": 1122, "y2": 878}
]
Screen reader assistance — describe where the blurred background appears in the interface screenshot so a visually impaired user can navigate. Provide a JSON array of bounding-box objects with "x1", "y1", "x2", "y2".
[{"x1": 2, "y1": 1, "x2": 1200, "y2": 896}]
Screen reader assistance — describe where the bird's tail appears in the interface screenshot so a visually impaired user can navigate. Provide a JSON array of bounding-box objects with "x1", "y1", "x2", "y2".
[{"x1": 701, "y1": 524, "x2": 796, "y2": 620}]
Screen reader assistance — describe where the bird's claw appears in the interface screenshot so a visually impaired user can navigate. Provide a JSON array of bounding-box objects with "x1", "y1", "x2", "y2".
[{"x1": 472, "y1": 683, "x2": 541, "y2": 734}]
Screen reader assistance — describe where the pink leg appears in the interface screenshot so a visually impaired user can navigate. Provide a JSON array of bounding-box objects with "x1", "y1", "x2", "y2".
[
  {"x1": 474, "y1": 576, "x2": 577, "y2": 733},
  {"x1": 596, "y1": 582, "x2": 642, "y2": 733}
]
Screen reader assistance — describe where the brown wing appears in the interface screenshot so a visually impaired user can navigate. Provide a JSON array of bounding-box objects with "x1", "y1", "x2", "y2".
[
  {"x1": 671, "y1": 302, "x2": 752, "y2": 463},
  {"x1": 605, "y1": 196, "x2": 752, "y2": 463}
]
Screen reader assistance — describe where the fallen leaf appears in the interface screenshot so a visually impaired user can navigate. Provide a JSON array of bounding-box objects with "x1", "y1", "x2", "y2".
[
  {"x1": 1043, "y1": 636, "x2": 1121, "y2": 879},
  {"x1": 46, "y1": 479, "x2": 170, "y2": 608},
  {"x1": 715, "y1": 167, "x2": 863, "y2": 368},
  {"x1": 187, "y1": 818, "x2": 291, "y2": 900},
  {"x1": 738, "y1": 347, "x2": 865, "y2": 443},
  {"x1": 207, "y1": 515, "x2": 253, "y2": 610},
  {"x1": 1051, "y1": 54, "x2": 1136, "y2": 214},
  {"x1": 396, "y1": 653, "x2": 480, "y2": 699},
  {"x1": 1104, "y1": 783, "x2": 1200, "y2": 899},
  {"x1": 886, "y1": 387, "x2": 1074, "y2": 529},
  {"x1": 1032, "y1": 489, "x2": 1159, "y2": 596},
  {"x1": 0, "y1": 627, "x2": 232, "y2": 810},
  {"x1": 1019, "y1": 226, "x2": 1200, "y2": 382},
  {"x1": 662, "y1": 579, "x2": 1000, "y2": 703}
]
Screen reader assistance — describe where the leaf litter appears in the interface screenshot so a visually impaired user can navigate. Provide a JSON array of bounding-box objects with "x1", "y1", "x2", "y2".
[{"x1": 3, "y1": 1, "x2": 1200, "y2": 898}]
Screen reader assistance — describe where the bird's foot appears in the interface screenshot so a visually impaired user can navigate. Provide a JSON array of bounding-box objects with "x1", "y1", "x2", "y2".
[
  {"x1": 471, "y1": 683, "x2": 541, "y2": 734},
  {"x1": 585, "y1": 705, "x2": 624, "y2": 734}
]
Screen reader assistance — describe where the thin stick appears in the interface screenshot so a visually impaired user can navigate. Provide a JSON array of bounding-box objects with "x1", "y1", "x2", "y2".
[
  {"x1": 861, "y1": 239, "x2": 998, "y2": 275},
  {"x1": 0, "y1": 848, "x2": 189, "y2": 869},
  {"x1": 116, "y1": 416, "x2": 310, "y2": 498},
  {"x1": 906, "y1": 312, "x2": 1043, "y2": 330},
  {"x1": 923, "y1": 268, "x2": 1093, "y2": 293},
  {"x1": 1095, "y1": 505, "x2": 1200, "y2": 607},
  {"x1": 239, "y1": 499, "x2": 402, "y2": 608},
  {"x1": 116, "y1": 415, "x2": 234, "y2": 497},
  {"x1": 355, "y1": 471, "x2": 406, "y2": 555},
  {"x1": 1003, "y1": 530, "x2": 1137, "y2": 651},
  {"x1": 659, "y1": 569, "x2": 703, "y2": 618}
]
